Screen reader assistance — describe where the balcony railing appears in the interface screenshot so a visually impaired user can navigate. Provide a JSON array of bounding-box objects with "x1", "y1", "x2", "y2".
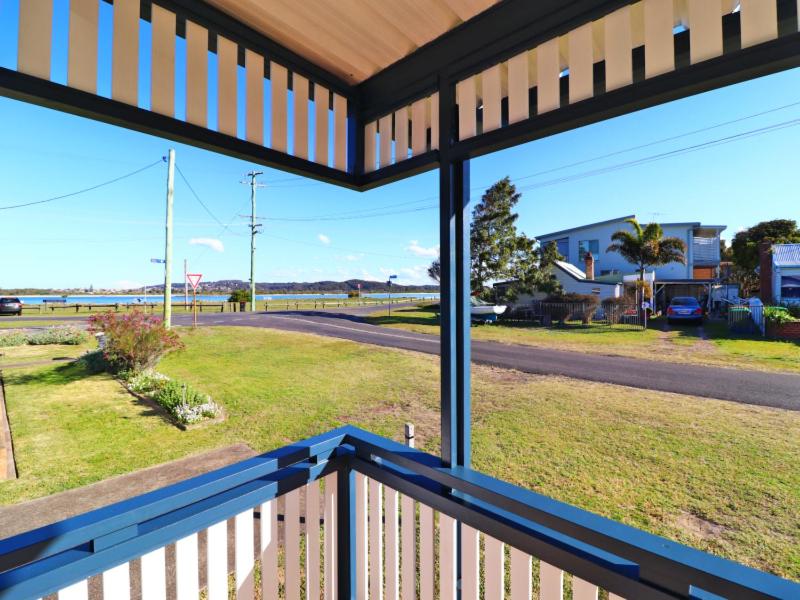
[{"x1": 0, "y1": 426, "x2": 797, "y2": 599}]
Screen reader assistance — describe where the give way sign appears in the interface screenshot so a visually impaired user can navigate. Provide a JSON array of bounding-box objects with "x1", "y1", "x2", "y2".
[{"x1": 187, "y1": 273, "x2": 203, "y2": 290}]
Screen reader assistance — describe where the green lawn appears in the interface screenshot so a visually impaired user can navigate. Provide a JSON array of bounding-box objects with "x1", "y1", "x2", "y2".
[
  {"x1": 1, "y1": 326, "x2": 798, "y2": 580},
  {"x1": 0, "y1": 340, "x2": 94, "y2": 367},
  {"x1": 0, "y1": 319, "x2": 81, "y2": 329},
  {"x1": 366, "y1": 305, "x2": 800, "y2": 373}
]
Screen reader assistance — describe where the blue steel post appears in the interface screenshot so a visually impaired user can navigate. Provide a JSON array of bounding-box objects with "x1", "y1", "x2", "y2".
[
  {"x1": 337, "y1": 461, "x2": 356, "y2": 599},
  {"x1": 438, "y1": 76, "x2": 471, "y2": 470}
]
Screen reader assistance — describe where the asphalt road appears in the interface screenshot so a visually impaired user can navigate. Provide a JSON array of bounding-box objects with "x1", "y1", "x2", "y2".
[{"x1": 162, "y1": 307, "x2": 800, "y2": 411}]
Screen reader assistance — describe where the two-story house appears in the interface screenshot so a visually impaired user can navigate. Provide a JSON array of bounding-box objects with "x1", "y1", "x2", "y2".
[{"x1": 537, "y1": 215, "x2": 727, "y2": 309}]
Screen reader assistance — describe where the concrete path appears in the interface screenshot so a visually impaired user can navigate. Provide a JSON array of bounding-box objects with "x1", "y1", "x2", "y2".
[{"x1": 168, "y1": 308, "x2": 800, "y2": 410}]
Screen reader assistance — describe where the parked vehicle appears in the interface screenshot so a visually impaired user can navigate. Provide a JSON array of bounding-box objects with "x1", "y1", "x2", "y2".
[
  {"x1": 470, "y1": 296, "x2": 506, "y2": 323},
  {"x1": 0, "y1": 297, "x2": 23, "y2": 316},
  {"x1": 666, "y1": 296, "x2": 703, "y2": 325}
]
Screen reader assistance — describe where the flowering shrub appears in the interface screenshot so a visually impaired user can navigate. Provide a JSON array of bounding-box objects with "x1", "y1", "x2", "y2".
[
  {"x1": 27, "y1": 326, "x2": 87, "y2": 345},
  {"x1": 120, "y1": 369, "x2": 219, "y2": 425},
  {"x1": 88, "y1": 310, "x2": 183, "y2": 372},
  {"x1": 0, "y1": 331, "x2": 27, "y2": 347}
]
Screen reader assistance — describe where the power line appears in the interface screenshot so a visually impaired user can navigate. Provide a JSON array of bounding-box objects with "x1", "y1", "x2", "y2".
[
  {"x1": 0, "y1": 160, "x2": 163, "y2": 210},
  {"x1": 175, "y1": 163, "x2": 227, "y2": 227}
]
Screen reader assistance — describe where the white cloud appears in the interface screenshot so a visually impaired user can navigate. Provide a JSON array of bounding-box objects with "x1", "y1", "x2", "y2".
[
  {"x1": 318, "y1": 234, "x2": 331, "y2": 245},
  {"x1": 338, "y1": 253, "x2": 364, "y2": 262},
  {"x1": 189, "y1": 237, "x2": 224, "y2": 252},
  {"x1": 406, "y1": 240, "x2": 439, "y2": 258},
  {"x1": 379, "y1": 265, "x2": 434, "y2": 285}
]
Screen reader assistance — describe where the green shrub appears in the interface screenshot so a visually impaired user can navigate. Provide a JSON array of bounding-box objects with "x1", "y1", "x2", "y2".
[
  {"x1": 0, "y1": 331, "x2": 27, "y2": 347},
  {"x1": 228, "y1": 289, "x2": 250, "y2": 303},
  {"x1": 27, "y1": 326, "x2": 87, "y2": 345},
  {"x1": 76, "y1": 350, "x2": 109, "y2": 374},
  {"x1": 780, "y1": 303, "x2": 800, "y2": 319},
  {"x1": 121, "y1": 371, "x2": 218, "y2": 425},
  {"x1": 88, "y1": 310, "x2": 183, "y2": 372},
  {"x1": 764, "y1": 306, "x2": 798, "y2": 325}
]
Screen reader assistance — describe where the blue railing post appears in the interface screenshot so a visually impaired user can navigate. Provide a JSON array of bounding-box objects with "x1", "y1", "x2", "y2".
[{"x1": 337, "y1": 460, "x2": 356, "y2": 599}]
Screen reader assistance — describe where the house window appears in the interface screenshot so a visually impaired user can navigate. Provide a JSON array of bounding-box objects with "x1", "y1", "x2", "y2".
[
  {"x1": 781, "y1": 276, "x2": 800, "y2": 299},
  {"x1": 578, "y1": 239, "x2": 599, "y2": 260},
  {"x1": 556, "y1": 238, "x2": 569, "y2": 261}
]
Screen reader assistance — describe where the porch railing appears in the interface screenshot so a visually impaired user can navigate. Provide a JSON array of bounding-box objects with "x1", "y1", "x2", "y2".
[{"x1": 0, "y1": 426, "x2": 797, "y2": 599}]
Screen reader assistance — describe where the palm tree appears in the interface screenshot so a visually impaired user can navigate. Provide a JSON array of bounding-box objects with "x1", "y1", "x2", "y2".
[{"x1": 607, "y1": 217, "x2": 687, "y2": 287}]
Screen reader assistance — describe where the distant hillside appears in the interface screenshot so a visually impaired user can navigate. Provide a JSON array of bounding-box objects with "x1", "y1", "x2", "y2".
[{"x1": 2, "y1": 279, "x2": 438, "y2": 295}]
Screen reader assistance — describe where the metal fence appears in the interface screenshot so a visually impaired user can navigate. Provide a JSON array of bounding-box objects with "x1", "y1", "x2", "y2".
[
  {"x1": 727, "y1": 304, "x2": 765, "y2": 336},
  {"x1": 506, "y1": 301, "x2": 645, "y2": 329}
]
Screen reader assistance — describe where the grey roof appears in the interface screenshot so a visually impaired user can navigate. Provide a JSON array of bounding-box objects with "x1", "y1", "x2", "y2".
[
  {"x1": 537, "y1": 215, "x2": 635, "y2": 240},
  {"x1": 773, "y1": 244, "x2": 800, "y2": 267}
]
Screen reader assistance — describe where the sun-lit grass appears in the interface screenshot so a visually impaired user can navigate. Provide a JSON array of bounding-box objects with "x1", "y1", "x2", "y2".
[
  {"x1": 0, "y1": 340, "x2": 94, "y2": 367},
  {"x1": 1, "y1": 326, "x2": 798, "y2": 580},
  {"x1": 366, "y1": 306, "x2": 800, "y2": 373},
  {"x1": 0, "y1": 320, "x2": 73, "y2": 329}
]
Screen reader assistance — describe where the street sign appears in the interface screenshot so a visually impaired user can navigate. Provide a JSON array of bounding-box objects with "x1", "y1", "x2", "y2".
[
  {"x1": 187, "y1": 273, "x2": 203, "y2": 290},
  {"x1": 150, "y1": 258, "x2": 166, "y2": 264},
  {"x1": 389, "y1": 274, "x2": 398, "y2": 279}
]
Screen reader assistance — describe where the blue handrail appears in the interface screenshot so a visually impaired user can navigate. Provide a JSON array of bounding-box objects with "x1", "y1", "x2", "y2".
[{"x1": 0, "y1": 425, "x2": 797, "y2": 600}]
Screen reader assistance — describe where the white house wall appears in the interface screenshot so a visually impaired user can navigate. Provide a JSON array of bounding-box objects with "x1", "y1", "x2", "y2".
[{"x1": 539, "y1": 220, "x2": 696, "y2": 279}]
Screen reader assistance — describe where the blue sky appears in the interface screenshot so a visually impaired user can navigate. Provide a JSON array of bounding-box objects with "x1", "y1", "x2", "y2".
[{"x1": 1, "y1": 1, "x2": 799, "y2": 289}]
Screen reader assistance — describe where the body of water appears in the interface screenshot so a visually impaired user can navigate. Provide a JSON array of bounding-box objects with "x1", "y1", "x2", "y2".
[{"x1": 16, "y1": 293, "x2": 439, "y2": 304}]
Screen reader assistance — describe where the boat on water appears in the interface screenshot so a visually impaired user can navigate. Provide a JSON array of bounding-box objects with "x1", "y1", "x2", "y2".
[{"x1": 470, "y1": 296, "x2": 507, "y2": 322}]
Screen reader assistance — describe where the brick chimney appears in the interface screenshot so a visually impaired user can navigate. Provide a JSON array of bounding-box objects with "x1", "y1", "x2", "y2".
[
  {"x1": 584, "y1": 251, "x2": 595, "y2": 280},
  {"x1": 758, "y1": 240, "x2": 773, "y2": 303}
]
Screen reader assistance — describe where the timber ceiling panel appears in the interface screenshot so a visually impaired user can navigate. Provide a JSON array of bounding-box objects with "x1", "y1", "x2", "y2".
[{"x1": 202, "y1": 0, "x2": 502, "y2": 84}]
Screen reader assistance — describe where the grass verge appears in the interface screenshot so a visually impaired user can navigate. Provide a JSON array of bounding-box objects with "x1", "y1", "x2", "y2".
[
  {"x1": 0, "y1": 326, "x2": 797, "y2": 580},
  {"x1": 365, "y1": 305, "x2": 800, "y2": 373}
]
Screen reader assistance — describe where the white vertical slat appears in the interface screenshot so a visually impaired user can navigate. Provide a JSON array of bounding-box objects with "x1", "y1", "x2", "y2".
[
  {"x1": 604, "y1": 6, "x2": 633, "y2": 91},
  {"x1": 185, "y1": 20, "x2": 208, "y2": 127},
  {"x1": 507, "y1": 51, "x2": 530, "y2": 124},
  {"x1": 368, "y1": 478, "x2": 384, "y2": 600},
  {"x1": 687, "y1": 0, "x2": 723, "y2": 64},
  {"x1": 355, "y1": 472, "x2": 368, "y2": 600},
  {"x1": 285, "y1": 488, "x2": 302, "y2": 600},
  {"x1": 456, "y1": 77, "x2": 477, "y2": 140},
  {"x1": 102, "y1": 563, "x2": 130, "y2": 600},
  {"x1": 111, "y1": 0, "x2": 139, "y2": 105},
  {"x1": 394, "y1": 107, "x2": 409, "y2": 162},
  {"x1": 270, "y1": 62, "x2": 289, "y2": 152},
  {"x1": 385, "y1": 486, "x2": 400, "y2": 600},
  {"x1": 481, "y1": 64, "x2": 502, "y2": 133},
  {"x1": 572, "y1": 578, "x2": 599, "y2": 600},
  {"x1": 363, "y1": 121, "x2": 377, "y2": 173},
  {"x1": 18, "y1": 0, "x2": 53, "y2": 79},
  {"x1": 261, "y1": 500, "x2": 279, "y2": 600},
  {"x1": 568, "y1": 23, "x2": 593, "y2": 103},
  {"x1": 643, "y1": 0, "x2": 675, "y2": 78},
  {"x1": 510, "y1": 547, "x2": 531, "y2": 600},
  {"x1": 150, "y1": 4, "x2": 176, "y2": 117},
  {"x1": 245, "y1": 50, "x2": 264, "y2": 145},
  {"x1": 740, "y1": 0, "x2": 778, "y2": 48},
  {"x1": 68, "y1": 0, "x2": 98, "y2": 93},
  {"x1": 439, "y1": 514, "x2": 457, "y2": 600},
  {"x1": 235, "y1": 509, "x2": 255, "y2": 599},
  {"x1": 410, "y1": 98, "x2": 427, "y2": 156},
  {"x1": 58, "y1": 579, "x2": 88, "y2": 600},
  {"x1": 430, "y1": 93, "x2": 440, "y2": 150},
  {"x1": 538, "y1": 562, "x2": 563, "y2": 600},
  {"x1": 324, "y1": 473, "x2": 338, "y2": 600},
  {"x1": 333, "y1": 93, "x2": 348, "y2": 171},
  {"x1": 175, "y1": 533, "x2": 199, "y2": 600},
  {"x1": 206, "y1": 520, "x2": 228, "y2": 600},
  {"x1": 140, "y1": 546, "x2": 167, "y2": 600},
  {"x1": 307, "y1": 481, "x2": 321, "y2": 600},
  {"x1": 536, "y1": 39, "x2": 561, "y2": 114},
  {"x1": 378, "y1": 114, "x2": 393, "y2": 169},
  {"x1": 485, "y1": 535, "x2": 505, "y2": 600},
  {"x1": 460, "y1": 524, "x2": 479, "y2": 600},
  {"x1": 419, "y1": 505, "x2": 434, "y2": 600},
  {"x1": 400, "y1": 494, "x2": 416, "y2": 600},
  {"x1": 292, "y1": 74, "x2": 310, "y2": 158},
  {"x1": 315, "y1": 83, "x2": 330, "y2": 166},
  {"x1": 216, "y1": 35, "x2": 238, "y2": 137}
]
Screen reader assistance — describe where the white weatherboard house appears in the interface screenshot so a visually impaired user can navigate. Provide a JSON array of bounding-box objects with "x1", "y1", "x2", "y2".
[
  {"x1": 769, "y1": 244, "x2": 800, "y2": 305},
  {"x1": 537, "y1": 215, "x2": 727, "y2": 309}
]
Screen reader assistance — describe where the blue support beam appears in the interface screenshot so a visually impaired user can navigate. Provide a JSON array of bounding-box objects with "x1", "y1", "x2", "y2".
[{"x1": 437, "y1": 77, "x2": 471, "y2": 470}]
